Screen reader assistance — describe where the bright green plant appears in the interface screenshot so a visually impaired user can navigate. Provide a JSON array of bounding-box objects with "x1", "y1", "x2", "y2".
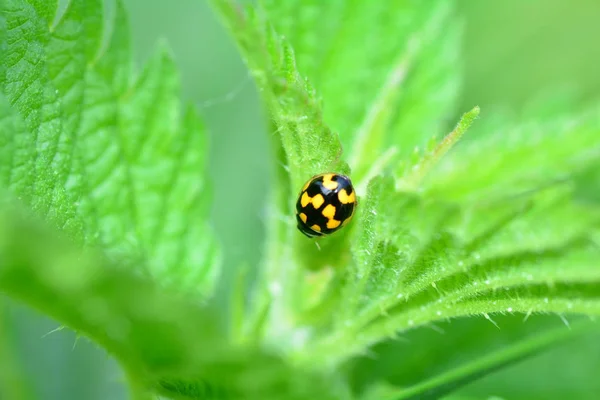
[{"x1": 1, "y1": 0, "x2": 599, "y2": 399}]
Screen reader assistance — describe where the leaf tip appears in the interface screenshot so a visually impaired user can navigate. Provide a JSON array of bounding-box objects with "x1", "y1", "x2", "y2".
[{"x1": 458, "y1": 106, "x2": 480, "y2": 131}]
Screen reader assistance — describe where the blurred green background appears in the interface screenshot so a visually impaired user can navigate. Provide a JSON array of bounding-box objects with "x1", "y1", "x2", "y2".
[{"x1": 2, "y1": 0, "x2": 600, "y2": 399}]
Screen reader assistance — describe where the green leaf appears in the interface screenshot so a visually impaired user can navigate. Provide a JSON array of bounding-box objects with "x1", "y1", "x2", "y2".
[
  {"x1": 0, "y1": 0, "x2": 220, "y2": 296},
  {"x1": 210, "y1": 0, "x2": 356, "y2": 348},
  {"x1": 209, "y1": 0, "x2": 472, "y2": 350},
  {"x1": 4, "y1": 0, "x2": 600, "y2": 399},
  {"x1": 424, "y1": 105, "x2": 600, "y2": 202},
  {"x1": 351, "y1": 315, "x2": 598, "y2": 400},
  {"x1": 452, "y1": 321, "x2": 600, "y2": 399},
  {"x1": 212, "y1": 2, "x2": 600, "y2": 396},
  {"x1": 306, "y1": 173, "x2": 600, "y2": 363},
  {"x1": 0, "y1": 201, "x2": 214, "y2": 391},
  {"x1": 399, "y1": 106, "x2": 480, "y2": 190},
  {"x1": 261, "y1": 0, "x2": 463, "y2": 182},
  {"x1": 0, "y1": 201, "x2": 348, "y2": 400},
  {"x1": 211, "y1": 1, "x2": 348, "y2": 191}
]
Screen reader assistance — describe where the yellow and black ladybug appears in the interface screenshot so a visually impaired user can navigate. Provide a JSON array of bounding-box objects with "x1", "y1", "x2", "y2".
[{"x1": 295, "y1": 173, "x2": 357, "y2": 238}]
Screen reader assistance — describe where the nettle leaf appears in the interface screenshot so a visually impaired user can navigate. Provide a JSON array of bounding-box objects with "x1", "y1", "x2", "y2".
[
  {"x1": 0, "y1": 0, "x2": 220, "y2": 295},
  {"x1": 212, "y1": 0, "x2": 600, "y2": 397},
  {"x1": 262, "y1": 0, "x2": 462, "y2": 182},
  {"x1": 424, "y1": 105, "x2": 600, "y2": 202},
  {"x1": 350, "y1": 315, "x2": 599, "y2": 400},
  {"x1": 0, "y1": 203, "x2": 343, "y2": 400},
  {"x1": 307, "y1": 165, "x2": 600, "y2": 363},
  {"x1": 3, "y1": 0, "x2": 600, "y2": 398},
  {"x1": 211, "y1": 0, "x2": 469, "y2": 337}
]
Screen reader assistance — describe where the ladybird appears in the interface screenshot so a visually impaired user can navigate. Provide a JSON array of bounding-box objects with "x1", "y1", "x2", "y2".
[{"x1": 295, "y1": 173, "x2": 357, "y2": 238}]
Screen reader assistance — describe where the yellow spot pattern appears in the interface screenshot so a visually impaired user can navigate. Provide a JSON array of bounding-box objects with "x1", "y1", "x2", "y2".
[
  {"x1": 311, "y1": 224, "x2": 322, "y2": 232},
  {"x1": 321, "y1": 174, "x2": 338, "y2": 190},
  {"x1": 311, "y1": 193, "x2": 325, "y2": 209},
  {"x1": 322, "y1": 204, "x2": 341, "y2": 229},
  {"x1": 301, "y1": 192, "x2": 311, "y2": 207},
  {"x1": 299, "y1": 213, "x2": 307, "y2": 223},
  {"x1": 338, "y1": 189, "x2": 356, "y2": 204},
  {"x1": 301, "y1": 191, "x2": 325, "y2": 209},
  {"x1": 322, "y1": 204, "x2": 336, "y2": 219},
  {"x1": 327, "y1": 219, "x2": 341, "y2": 229}
]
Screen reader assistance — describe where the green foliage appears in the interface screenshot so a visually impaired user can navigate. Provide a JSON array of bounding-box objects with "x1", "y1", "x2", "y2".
[
  {"x1": 348, "y1": 314, "x2": 599, "y2": 400},
  {"x1": 0, "y1": 0, "x2": 220, "y2": 296},
  {"x1": 1, "y1": 0, "x2": 600, "y2": 399},
  {"x1": 0, "y1": 203, "x2": 338, "y2": 400}
]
